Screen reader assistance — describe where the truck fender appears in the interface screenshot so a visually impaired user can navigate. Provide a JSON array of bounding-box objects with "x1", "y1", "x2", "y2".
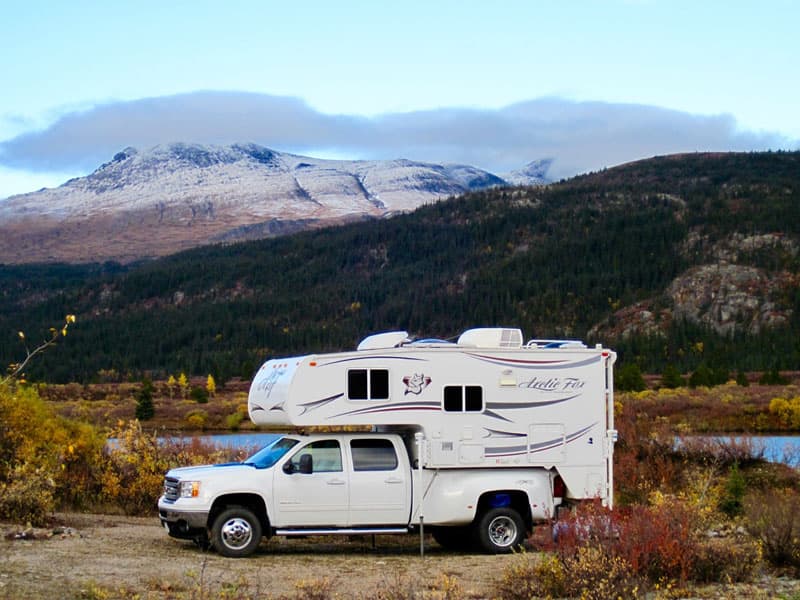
[{"x1": 209, "y1": 493, "x2": 271, "y2": 536}]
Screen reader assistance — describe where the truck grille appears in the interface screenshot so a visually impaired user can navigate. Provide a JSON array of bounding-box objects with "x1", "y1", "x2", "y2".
[{"x1": 163, "y1": 477, "x2": 180, "y2": 502}]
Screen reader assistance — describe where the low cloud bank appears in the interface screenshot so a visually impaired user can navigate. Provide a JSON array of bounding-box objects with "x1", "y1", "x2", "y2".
[{"x1": 0, "y1": 91, "x2": 795, "y2": 180}]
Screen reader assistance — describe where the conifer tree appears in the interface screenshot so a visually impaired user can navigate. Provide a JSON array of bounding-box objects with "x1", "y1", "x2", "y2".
[{"x1": 135, "y1": 377, "x2": 155, "y2": 421}]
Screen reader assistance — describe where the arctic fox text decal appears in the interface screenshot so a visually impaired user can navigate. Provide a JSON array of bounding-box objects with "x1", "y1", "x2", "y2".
[{"x1": 518, "y1": 376, "x2": 586, "y2": 393}]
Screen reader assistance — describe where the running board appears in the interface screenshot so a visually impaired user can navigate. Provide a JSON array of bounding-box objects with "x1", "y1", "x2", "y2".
[{"x1": 275, "y1": 527, "x2": 409, "y2": 536}]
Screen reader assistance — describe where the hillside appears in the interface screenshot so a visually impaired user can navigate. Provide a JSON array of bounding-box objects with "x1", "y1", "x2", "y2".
[
  {"x1": 0, "y1": 143, "x2": 526, "y2": 264},
  {"x1": 1, "y1": 151, "x2": 798, "y2": 382}
]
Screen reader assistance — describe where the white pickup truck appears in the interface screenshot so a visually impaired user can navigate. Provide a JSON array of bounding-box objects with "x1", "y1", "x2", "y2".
[
  {"x1": 158, "y1": 431, "x2": 560, "y2": 557},
  {"x1": 159, "y1": 328, "x2": 615, "y2": 557}
]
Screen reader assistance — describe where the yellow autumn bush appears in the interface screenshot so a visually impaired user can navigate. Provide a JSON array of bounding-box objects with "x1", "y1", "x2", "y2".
[
  {"x1": 99, "y1": 419, "x2": 244, "y2": 515},
  {"x1": 0, "y1": 382, "x2": 106, "y2": 524},
  {"x1": 769, "y1": 396, "x2": 800, "y2": 428},
  {"x1": 0, "y1": 382, "x2": 246, "y2": 522}
]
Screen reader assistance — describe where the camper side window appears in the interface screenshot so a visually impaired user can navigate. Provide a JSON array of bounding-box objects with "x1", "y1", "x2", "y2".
[
  {"x1": 347, "y1": 369, "x2": 389, "y2": 400},
  {"x1": 443, "y1": 385, "x2": 483, "y2": 412}
]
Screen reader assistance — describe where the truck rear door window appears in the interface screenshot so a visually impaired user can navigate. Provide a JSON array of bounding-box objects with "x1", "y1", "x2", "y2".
[
  {"x1": 347, "y1": 369, "x2": 389, "y2": 400},
  {"x1": 350, "y1": 439, "x2": 398, "y2": 471},
  {"x1": 443, "y1": 385, "x2": 483, "y2": 412}
]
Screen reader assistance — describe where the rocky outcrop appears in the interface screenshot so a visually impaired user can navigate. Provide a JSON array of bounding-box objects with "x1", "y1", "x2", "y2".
[
  {"x1": 590, "y1": 233, "x2": 798, "y2": 340},
  {"x1": 667, "y1": 264, "x2": 794, "y2": 335}
]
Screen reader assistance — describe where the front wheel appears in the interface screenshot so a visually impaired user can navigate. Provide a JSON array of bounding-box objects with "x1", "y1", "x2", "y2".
[
  {"x1": 473, "y1": 507, "x2": 526, "y2": 553},
  {"x1": 210, "y1": 506, "x2": 262, "y2": 558}
]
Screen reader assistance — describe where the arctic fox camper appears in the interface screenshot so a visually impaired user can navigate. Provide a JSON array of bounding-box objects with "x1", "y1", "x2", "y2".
[{"x1": 158, "y1": 328, "x2": 616, "y2": 557}]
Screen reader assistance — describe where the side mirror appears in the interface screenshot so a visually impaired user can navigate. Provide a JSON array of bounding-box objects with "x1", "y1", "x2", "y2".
[
  {"x1": 282, "y1": 461, "x2": 295, "y2": 474},
  {"x1": 299, "y1": 453, "x2": 313, "y2": 474}
]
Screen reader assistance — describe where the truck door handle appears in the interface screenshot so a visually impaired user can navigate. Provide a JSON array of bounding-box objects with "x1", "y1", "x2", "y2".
[
  {"x1": 384, "y1": 477, "x2": 404, "y2": 484},
  {"x1": 327, "y1": 479, "x2": 346, "y2": 486}
]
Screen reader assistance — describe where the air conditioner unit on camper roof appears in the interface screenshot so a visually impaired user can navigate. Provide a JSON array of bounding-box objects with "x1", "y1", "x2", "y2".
[{"x1": 457, "y1": 328, "x2": 523, "y2": 349}]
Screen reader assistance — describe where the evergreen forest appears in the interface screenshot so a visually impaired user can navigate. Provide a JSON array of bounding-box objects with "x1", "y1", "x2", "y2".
[{"x1": 2, "y1": 151, "x2": 799, "y2": 383}]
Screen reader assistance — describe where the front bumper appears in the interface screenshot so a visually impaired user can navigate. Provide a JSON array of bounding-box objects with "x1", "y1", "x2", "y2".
[{"x1": 158, "y1": 498, "x2": 209, "y2": 540}]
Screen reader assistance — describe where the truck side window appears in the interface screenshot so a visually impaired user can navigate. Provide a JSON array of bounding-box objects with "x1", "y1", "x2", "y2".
[
  {"x1": 350, "y1": 439, "x2": 398, "y2": 471},
  {"x1": 443, "y1": 385, "x2": 483, "y2": 412},
  {"x1": 290, "y1": 440, "x2": 342, "y2": 472},
  {"x1": 347, "y1": 369, "x2": 389, "y2": 400}
]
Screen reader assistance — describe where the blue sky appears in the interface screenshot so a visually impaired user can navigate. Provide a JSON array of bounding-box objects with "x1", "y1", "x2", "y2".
[{"x1": 1, "y1": 0, "x2": 798, "y2": 199}]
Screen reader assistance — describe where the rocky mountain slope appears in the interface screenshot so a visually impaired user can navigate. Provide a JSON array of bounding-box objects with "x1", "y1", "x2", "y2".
[{"x1": 0, "y1": 143, "x2": 544, "y2": 264}]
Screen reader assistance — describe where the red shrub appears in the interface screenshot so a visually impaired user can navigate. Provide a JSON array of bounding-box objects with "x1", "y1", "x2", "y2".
[{"x1": 545, "y1": 498, "x2": 698, "y2": 584}]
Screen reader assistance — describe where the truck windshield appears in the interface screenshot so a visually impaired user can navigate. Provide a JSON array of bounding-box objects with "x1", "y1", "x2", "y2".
[{"x1": 243, "y1": 437, "x2": 299, "y2": 469}]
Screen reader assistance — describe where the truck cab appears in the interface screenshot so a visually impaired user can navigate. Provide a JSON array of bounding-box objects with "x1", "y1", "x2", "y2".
[
  {"x1": 159, "y1": 430, "x2": 557, "y2": 557},
  {"x1": 159, "y1": 433, "x2": 414, "y2": 557}
]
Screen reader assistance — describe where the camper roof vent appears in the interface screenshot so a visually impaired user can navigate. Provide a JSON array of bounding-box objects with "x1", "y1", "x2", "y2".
[
  {"x1": 457, "y1": 328, "x2": 523, "y2": 349},
  {"x1": 357, "y1": 331, "x2": 409, "y2": 351}
]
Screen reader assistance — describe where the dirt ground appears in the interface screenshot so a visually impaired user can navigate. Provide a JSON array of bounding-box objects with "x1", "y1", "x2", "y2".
[
  {"x1": 0, "y1": 513, "x2": 522, "y2": 599},
  {"x1": 3, "y1": 513, "x2": 800, "y2": 600}
]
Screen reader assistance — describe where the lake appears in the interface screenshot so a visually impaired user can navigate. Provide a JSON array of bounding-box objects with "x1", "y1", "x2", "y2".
[
  {"x1": 678, "y1": 435, "x2": 800, "y2": 467},
  {"x1": 185, "y1": 432, "x2": 281, "y2": 449},
  {"x1": 197, "y1": 432, "x2": 800, "y2": 467}
]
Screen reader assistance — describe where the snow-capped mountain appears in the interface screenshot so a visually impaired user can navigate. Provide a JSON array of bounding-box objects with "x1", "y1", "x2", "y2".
[
  {"x1": 501, "y1": 158, "x2": 554, "y2": 186},
  {"x1": 0, "y1": 143, "x2": 547, "y2": 264}
]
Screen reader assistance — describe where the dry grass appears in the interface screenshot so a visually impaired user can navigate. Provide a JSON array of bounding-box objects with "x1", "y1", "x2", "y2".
[{"x1": 37, "y1": 378, "x2": 259, "y2": 432}]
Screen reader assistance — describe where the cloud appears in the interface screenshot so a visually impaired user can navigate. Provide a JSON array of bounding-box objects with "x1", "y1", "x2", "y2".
[{"x1": 0, "y1": 91, "x2": 795, "y2": 180}]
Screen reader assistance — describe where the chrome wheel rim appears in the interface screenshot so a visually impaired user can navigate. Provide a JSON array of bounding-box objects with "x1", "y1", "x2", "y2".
[
  {"x1": 488, "y1": 515, "x2": 517, "y2": 548},
  {"x1": 220, "y1": 517, "x2": 253, "y2": 550}
]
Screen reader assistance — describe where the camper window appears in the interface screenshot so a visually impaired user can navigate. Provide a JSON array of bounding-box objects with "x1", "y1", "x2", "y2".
[
  {"x1": 443, "y1": 385, "x2": 483, "y2": 412},
  {"x1": 347, "y1": 369, "x2": 390, "y2": 400},
  {"x1": 350, "y1": 439, "x2": 398, "y2": 471}
]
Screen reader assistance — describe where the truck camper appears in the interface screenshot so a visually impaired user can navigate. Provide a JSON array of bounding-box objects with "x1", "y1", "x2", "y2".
[{"x1": 159, "y1": 328, "x2": 616, "y2": 557}]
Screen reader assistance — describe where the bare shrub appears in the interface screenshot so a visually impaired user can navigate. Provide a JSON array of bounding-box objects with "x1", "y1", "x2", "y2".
[
  {"x1": 745, "y1": 487, "x2": 800, "y2": 572},
  {"x1": 678, "y1": 435, "x2": 766, "y2": 465},
  {"x1": 0, "y1": 463, "x2": 56, "y2": 525},
  {"x1": 493, "y1": 552, "x2": 567, "y2": 600},
  {"x1": 564, "y1": 546, "x2": 643, "y2": 600},
  {"x1": 291, "y1": 577, "x2": 337, "y2": 600},
  {"x1": 494, "y1": 547, "x2": 643, "y2": 599},
  {"x1": 614, "y1": 400, "x2": 683, "y2": 504},
  {"x1": 691, "y1": 535, "x2": 762, "y2": 583}
]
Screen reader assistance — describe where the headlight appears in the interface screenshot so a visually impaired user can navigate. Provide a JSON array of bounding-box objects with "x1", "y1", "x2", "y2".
[{"x1": 179, "y1": 481, "x2": 201, "y2": 498}]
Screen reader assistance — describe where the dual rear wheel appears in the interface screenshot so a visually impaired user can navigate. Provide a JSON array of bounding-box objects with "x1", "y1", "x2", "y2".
[{"x1": 433, "y1": 507, "x2": 526, "y2": 553}]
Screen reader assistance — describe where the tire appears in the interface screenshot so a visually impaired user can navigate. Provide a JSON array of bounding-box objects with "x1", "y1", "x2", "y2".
[
  {"x1": 432, "y1": 526, "x2": 472, "y2": 551},
  {"x1": 210, "y1": 506, "x2": 262, "y2": 558},
  {"x1": 473, "y1": 507, "x2": 526, "y2": 553}
]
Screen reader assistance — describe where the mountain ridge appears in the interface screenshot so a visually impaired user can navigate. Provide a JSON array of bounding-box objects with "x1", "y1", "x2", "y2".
[{"x1": 0, "y1": 143, "x2": 547, "y2": 264}]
